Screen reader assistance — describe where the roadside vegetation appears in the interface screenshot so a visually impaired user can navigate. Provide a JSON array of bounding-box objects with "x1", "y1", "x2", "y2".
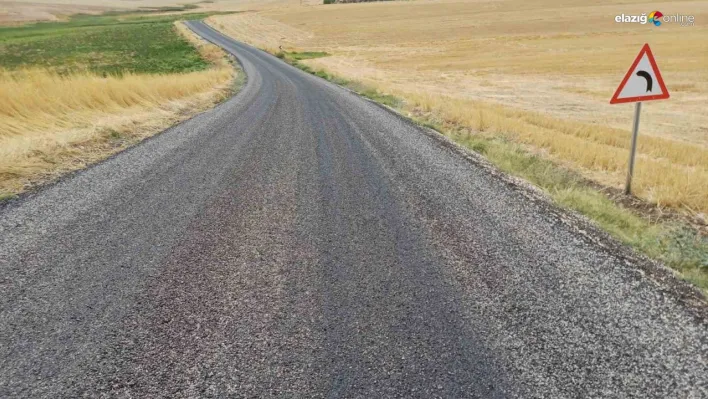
[
  {"x1": 278, "y1": 51, "x2": 329, "y2": 61},
  {"x1": 0, "y1": 11, "x2": 237, "y2": 198},
  {"x1": 269, "y1": 49, "x2": 708, "y2": 291}
]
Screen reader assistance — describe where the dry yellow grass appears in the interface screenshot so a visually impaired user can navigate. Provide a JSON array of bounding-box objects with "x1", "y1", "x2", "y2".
[
  {"x1": 0, "y1": 23, "x2": 234, "y2": 197},
  {"x1": 207, "y1": 0, "x2": 708, "y2": 214},
  {"x1": 403, "y1": 93, "x2": 708, "y2": 212}
]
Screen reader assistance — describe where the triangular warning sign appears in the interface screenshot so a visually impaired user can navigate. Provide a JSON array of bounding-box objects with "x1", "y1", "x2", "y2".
[{"x1": 610, "y1": 43, "x2": 670, "y2": 104}]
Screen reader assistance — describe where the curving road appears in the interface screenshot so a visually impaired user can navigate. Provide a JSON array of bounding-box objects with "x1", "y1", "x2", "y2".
[{"x1": 0, "y1": 20, "x2": 706, "y2": 398}]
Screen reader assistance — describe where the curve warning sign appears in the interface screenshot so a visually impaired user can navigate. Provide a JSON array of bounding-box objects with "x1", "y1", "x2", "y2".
[{"x1": 610, "y1": 43, "x2": 670, "y2": 104}]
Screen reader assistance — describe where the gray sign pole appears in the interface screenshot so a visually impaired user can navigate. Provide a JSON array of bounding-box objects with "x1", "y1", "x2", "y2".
[{"x1": 624, "y1": 102, "x2": 642, "y2": 195}]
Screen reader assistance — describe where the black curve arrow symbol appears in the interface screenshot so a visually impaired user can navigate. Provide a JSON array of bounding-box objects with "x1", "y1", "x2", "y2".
[{"x1": 636, "y1": 70, "x2": 653, "y2": 92}]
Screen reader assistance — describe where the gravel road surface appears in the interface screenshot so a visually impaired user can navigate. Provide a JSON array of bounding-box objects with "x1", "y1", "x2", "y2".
[{"x1": 0, "y1": 20, "x2": 705, "y2": 398}]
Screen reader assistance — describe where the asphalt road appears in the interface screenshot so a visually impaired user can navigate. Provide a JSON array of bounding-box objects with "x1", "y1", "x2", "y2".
[{"x1": 0, "y1": 20, "x2": 706, "y2": 398}]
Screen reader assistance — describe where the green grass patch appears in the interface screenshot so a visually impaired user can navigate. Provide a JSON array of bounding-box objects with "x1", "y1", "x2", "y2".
[
  {"x1": 0, "y1": 12, "x2": 230, "y2": 75},
  {"x1": 0, "y1": 192, "x2": 17, "y2": 202},
  {"x1": 285, "y1": 51, "x2": 330, "y2": 61},
  {"x1": 359, "y1": 89, "x2": 403, "y2": 108},
  {"x1": 273, "y1": 51, "x2": 707, "y2": 290}
]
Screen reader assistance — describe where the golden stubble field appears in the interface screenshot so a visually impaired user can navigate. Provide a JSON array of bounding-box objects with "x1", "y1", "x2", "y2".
[{"x1": 208, "y1": 0, "x2": 708, "y2": 214}]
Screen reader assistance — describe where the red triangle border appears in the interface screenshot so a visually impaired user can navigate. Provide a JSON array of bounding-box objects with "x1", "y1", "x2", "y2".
[{"x1": 609, "y1": 43, "x2": 670, "y2": 104}]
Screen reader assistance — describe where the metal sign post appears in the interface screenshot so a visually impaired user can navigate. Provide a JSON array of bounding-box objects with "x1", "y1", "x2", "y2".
[
  {"x1": 609, "y1": 43, "x2": 670, "y2": 195},
  {"x1": 625, "y1": 102, "x2": 641, "y2": 194}
]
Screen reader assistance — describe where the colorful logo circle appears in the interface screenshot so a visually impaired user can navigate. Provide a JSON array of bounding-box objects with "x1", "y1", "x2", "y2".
[{"x1": 649, "y1": 11, "x2": 663, "y2": 26}]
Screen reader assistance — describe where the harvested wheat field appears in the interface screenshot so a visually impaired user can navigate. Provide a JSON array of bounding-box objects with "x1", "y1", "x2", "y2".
[
  {"x1": 0, "y1": 67, "x2": 232, "y2": 195},
  {"x1": 208, "y1": 0, "x2": 708, "y2": 215}
]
